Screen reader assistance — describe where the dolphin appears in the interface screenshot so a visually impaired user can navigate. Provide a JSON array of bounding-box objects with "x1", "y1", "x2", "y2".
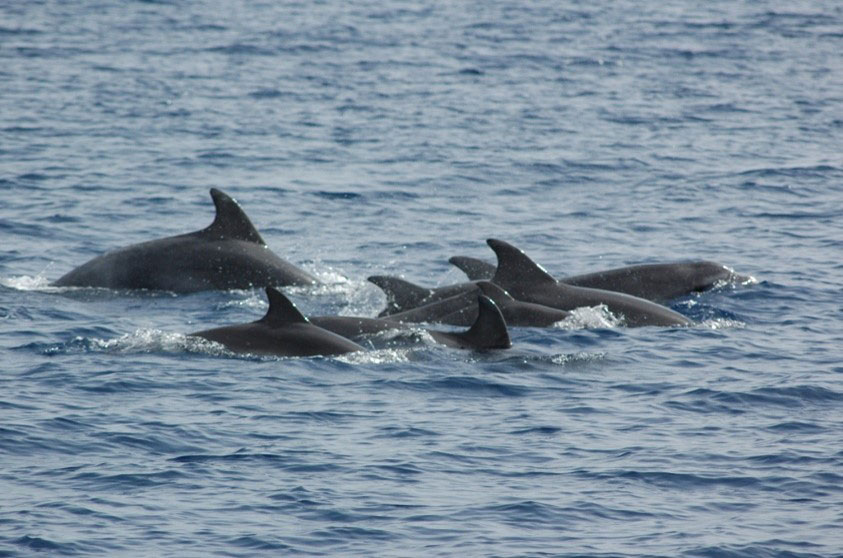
[
  {"x1": 368, "y1": 275, "x2": 472, "y2": 317},
  {"x1": 474, "y1": 281, "x2": 570, "y2": 326},
  {"x1": 380, "y1": 286, "x2": 481, "y2": 325},
  {"x1": 427, "y1": 295, "x2": 511, "y2": 350},
  {"x1": 487, "y1": 239, "x2": 692, "y2": 327},
  {"x1": 378, "y1": 281, "x2": 570, "y2": 328},
  {"x1": 190, "y1": 287, "x2": 363, "y2": 357},
  {"x1": 310, "y1": 295, "x2": 511, "y2": 350},
  {"x1": 449, "y1": 256, "x2": 497, "y2": 281},
  {"x1": 53, "y1": 188, "x2": 318, "y2": 293},
  {"x1": 450, "y1": 255, "x2": 747, "y2": 303}
]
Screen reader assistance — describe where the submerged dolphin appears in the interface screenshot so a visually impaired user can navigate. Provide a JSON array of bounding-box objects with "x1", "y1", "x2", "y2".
[
  {"x1": 487, "y1": 239, "x2": 692, "y2": 327},
  {"x1": 450, "y1": 255, "x2": 747, "y2": 302},
  {"x1": 368, "y1": 275, "x2": 471, "y2": 317},
  {"x1": 374, "y1": 280, "x2": 570, "y2": 328},
  {"x1": 191, "y1": 287, "x2": 363, "y2": 357},
  {"x1": 54, "y1": 188, "x2": 318, "y2": 293},
  {"x1": 310, "y1": 295, "x2": 512, "y2": 350}
]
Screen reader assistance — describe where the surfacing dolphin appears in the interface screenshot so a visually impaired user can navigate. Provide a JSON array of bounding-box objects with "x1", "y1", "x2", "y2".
[
  {"x1": 368, "y1": 275, "x2": 471, "y2": 317},
  {"x1": 487, "y1": 238, "x2": 692, "y2": 327},
  {"x1": 308, "y1": 295, "x2": 512, "y2": 350},
  {"x1": 375, "y1": 280, "x2": 570, "y2": 328},
  {"x1": 190, "y1": 287, "x2": 363, "y2": 357},
  {"x1": 53, "y1": 188, "x2": 318, "y2": 293},
  {"x1": 449, "y1": 255, "x2": 748, "y2": 303}
]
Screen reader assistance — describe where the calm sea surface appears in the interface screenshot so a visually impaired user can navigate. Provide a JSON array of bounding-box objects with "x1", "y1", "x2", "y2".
[{"x1": 2, "y1": 1, "x2": 842, "y2": 556}]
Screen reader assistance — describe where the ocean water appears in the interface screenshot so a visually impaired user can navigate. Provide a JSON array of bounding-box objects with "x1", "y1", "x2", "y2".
[{"x1": 2, "y1": 1, "x2": 842, "y2": 556}]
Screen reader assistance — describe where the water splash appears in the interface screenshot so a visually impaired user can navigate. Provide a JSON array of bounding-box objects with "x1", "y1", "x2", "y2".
[
  {"x1": 1, "y1": 274, "x2": 53, "y2": 290},
  {"x1": 337, "y1": 347, "x2": 412, "y2": 365},
  {"x1": 555, "y1": 305, "x2": 623, "y2": 329}
]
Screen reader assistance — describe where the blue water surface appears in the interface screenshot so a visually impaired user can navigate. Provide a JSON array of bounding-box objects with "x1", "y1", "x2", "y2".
[{"x1": 2, "y1": 1, "x2": 842, "y2": 557}]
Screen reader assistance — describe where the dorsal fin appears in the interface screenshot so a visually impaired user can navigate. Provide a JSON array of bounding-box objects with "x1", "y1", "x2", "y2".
[
  {"x1": 487, "y1": 238, "x2": 556, "y2": 289},
  {"x1": 455, "y1": 295, "x2": 511, "y2": 349},
  {"x1": 201, "y1": 188, "x2": 265, "y2": 244},
  {"x1": 448, "y1": 256, "x2": 496, "y2": 280},
  {"x1": 475, "y1": 280, "x2": 515, "y2": 303},
  {"x1": 260, "y1": 287, "x2": 310, "y2": 326},
  {"x1": 367, "y1": 275, "x2": 433, "y2": 315}
]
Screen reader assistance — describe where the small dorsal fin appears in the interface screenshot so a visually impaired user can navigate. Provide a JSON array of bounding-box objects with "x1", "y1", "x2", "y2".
[
  {"x1": 476, "y1": 280, "x2": 515, "y2": 303},
  {"x1": 367, "y1": 275, "x2": 433, "y2": 315},
  {"x1": 487, "y1": 238, "x2": 556, "y2": 289},
  {"x1": 260, "y1": 287, "x2": 310, "y2": 326},
  {"x1": 201, "y1": 188, "x2": 265, "y2": 244},
  {"x1": 458, "y1": 295, "x2": 511, "y2": 349},
  {"x1": 448, "y1": 256, "x2": 496, "y2": 281}
]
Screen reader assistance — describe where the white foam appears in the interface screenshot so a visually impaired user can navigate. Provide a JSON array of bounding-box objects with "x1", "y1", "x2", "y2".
[
  {"x1": 698, "y1": 318, "x2": 746, "y2": 330},
  {"x1": 336, "y1": 347, "x2": 412, "y2": 364},
  {"x1": 554, "y1": 304, "x2": 623, "y2": 329},
  {"x1": 550, "y1": 351, "x2": 607, "y2": 365},
  {"x1": 1, "y1": 274, "x2": 53, "y2": 291},
  {"x1": 87, "y1": 328, "x2": 222, "y2": 355}
]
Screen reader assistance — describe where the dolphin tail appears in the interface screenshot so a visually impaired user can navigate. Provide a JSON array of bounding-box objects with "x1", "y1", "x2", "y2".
[
  {"x1": 434, "y1": 295, "x2": 511, "y2": 350},
  {"x1": 448, "y1": 256, "x2": 496, "y2": 281},
  {"x1": 368, "y1": 275, "x2": 433, "y2": 316}
]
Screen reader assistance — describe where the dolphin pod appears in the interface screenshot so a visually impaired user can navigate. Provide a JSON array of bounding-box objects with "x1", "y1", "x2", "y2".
[
  {"x1": 52, "y1": 189, "x2": 753, "y2": 356},
  {"x1": 309, "y1": 294, "x2": 511, "y2": 350},
  {"x1": 191, "y1": 287, "x2": 510, "y2": 356},
  {"x1": 54, "y1": 188, "x2": 318, "y2": 292}
]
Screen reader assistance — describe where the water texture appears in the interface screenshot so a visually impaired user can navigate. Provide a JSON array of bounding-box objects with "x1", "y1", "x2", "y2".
[{"x1": 2, "y1": 1, "x2": 842, "y2": 556}]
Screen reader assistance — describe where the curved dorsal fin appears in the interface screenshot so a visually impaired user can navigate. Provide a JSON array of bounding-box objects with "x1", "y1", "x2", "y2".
[
  {"x1": 367, "y1": 275, "x2": 433, "y2": 315},
  {"x1": 458, "y1": 295, "x2": 511, "y2": 349},
  {"x1": 201, "y1": 188, "x2": 265, "y2": 244},
  {"x1": 475, "y1": 280, "x2": 515, "y2": 303},
  {"x1": 487, "y1": 238, "x2": 556, "y2": 289},
  {"x1": 260, "y1": 287, "x2": 310, "y2": 326},
  {"x1": 448, "y1": 256, "x2": 496, "y2": 281}
]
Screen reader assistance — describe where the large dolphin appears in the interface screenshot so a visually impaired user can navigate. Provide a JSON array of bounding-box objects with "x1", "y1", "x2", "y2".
[
  {"x1": 190, "y1": 287, "x2": 363, "y2": 357},
  {"x1": 310, "y1": 295, "x2": 512, "y2": 350},
  {"x1": 53, "y1": 188, "x2": 318, "y2": 293},
  {"x1": 450, "y1": 254, "x2": 748, "y2": 303},
  {"x1": 487, "y1": 239, "x2": 692, "y2": 327}
]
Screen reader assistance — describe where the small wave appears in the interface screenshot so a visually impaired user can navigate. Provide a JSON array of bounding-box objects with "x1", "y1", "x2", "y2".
[
  {"x1": 42, "y1": 329, "x2": 217, "y2": 357},
  {"x1": 94, "y1": 329, "x2": 206, "y2": 354},
  {"x1": 549, "y1": 351, "x2": 607, "y2": 365},
  {"x1": 336, "y1": 347, "x2": 411, "y2": 365},
  {"x1": 217, "y1": 290, "x2": 267, "y2": 311},
  {"x1": 698, "y1": 318, "x2": 746, "y2": 329},
  {"x1": 555, "y1": 305, "x2": 622, "y2": 329},
  {"x1": 1, "y1": 274, "x2": 53, "y2": 291}
]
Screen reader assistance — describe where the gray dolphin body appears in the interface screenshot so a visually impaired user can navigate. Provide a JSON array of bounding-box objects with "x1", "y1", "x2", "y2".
[
  {"x1": 487, "y1": 239, "x2": 692, "y2": 327},
  {"x1": 450, "y1": 255, "x2": 746, "y2": 303},
  {"x1": 309, "y1": 295, "x2": 511, "y2": 350},
  {"x1": 191, "y1": 287, "x2": 363, "y2": 357},
  {"x1": 375, "y1": 281, "x2": 570, "y2": 328},
  {"x1": 53, "y1": 188, "x2": 318, "y2": 293},
  {"x1": 368, "y1": 275, "x2": 471, "y2": 317}
]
